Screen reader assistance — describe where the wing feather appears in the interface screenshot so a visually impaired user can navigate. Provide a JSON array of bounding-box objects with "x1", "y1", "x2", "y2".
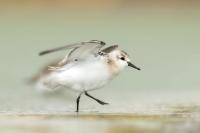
[
  {"x1": 39, "y1": 43, "x2": 83, "y2": 56},
  {"x1": 66, "y1": 40, "x2": 105, "y2": 62},
  {"x1": 39, "y1": 40, "x2": 106, "y2": 68}
]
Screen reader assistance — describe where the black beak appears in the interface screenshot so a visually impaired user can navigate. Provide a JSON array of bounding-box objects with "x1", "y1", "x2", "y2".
[{"x1": 127, "y1": 62, "x2": 141, "y2": 70}]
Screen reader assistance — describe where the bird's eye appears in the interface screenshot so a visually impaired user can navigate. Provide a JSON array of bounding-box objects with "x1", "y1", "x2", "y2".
[{"x1": 120, "y1": 57, "x2": 125, "y2": 61}]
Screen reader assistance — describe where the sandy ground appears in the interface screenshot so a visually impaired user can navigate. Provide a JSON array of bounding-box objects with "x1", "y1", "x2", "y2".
[{"x1": 0, "y1": 105, "x2": 200, "y2": 133}]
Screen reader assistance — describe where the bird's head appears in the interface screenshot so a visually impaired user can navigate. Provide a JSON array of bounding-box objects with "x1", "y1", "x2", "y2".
[{"x1": 106, "y1": 48, "x2": 141, "y2": 73}]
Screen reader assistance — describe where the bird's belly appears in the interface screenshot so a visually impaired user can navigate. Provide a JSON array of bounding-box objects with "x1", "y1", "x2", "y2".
[{"x1": 56, "y1": 62, "x2": 111, "y2": 91}]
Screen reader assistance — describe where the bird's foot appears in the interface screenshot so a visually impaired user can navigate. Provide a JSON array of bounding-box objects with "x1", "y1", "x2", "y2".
[{"x1": 96, "y1": 100, "x2": 109, "y2": 105}]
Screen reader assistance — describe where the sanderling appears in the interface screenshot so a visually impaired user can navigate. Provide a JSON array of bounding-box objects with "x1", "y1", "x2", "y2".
[{"x1": 33, "y1": 40, "x2": 141, "y2": 112}]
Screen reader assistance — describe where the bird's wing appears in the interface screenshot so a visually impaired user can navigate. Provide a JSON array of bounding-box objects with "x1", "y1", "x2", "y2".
[
  {"x1": 39, "y1": 43, "x2": 83, "y2": 56},
  {"x1": 57, "y1": 43, "x2": 118, "y2": 67},
  {"x1": 39, "y1": 40, "x2": 106, "y2": 68},
  {"x1": 66, "y1": 40, "x2": 106, "y2": 62}
]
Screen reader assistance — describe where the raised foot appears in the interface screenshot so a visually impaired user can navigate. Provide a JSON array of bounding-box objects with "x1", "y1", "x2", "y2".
[
  {"x1": 84, "y1": 91, "x2": 109, "y2": 105},
  {"x1": 96, "y1": 100, "x2": 109, "y2": 105}
]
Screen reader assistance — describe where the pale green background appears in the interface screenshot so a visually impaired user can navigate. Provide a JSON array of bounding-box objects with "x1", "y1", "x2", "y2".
[{"x1": 0, "y1": 0, "x2": 200, "y2": 112}]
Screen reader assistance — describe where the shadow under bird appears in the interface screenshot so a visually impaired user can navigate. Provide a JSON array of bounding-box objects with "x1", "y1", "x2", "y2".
[{"x1": 34, "y1": 40, "x2": 141, "y2": 112}]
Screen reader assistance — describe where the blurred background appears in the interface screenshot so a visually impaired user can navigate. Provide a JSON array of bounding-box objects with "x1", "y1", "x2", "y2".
[{"x1": 0, "y1": 0, "x2": 200, "y2": 132}]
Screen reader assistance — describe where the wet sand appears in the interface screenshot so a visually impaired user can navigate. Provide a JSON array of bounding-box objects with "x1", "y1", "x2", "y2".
[{"x1": 0, "y1": 105, "x2": 200, "y2": 133}]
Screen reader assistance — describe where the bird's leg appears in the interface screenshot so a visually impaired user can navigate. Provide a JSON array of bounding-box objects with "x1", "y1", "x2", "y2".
[
  {"x1": 84, "y1": 91, "x2": 109, "y2": 105},
  {"x1": 76, "y1": 92, "x2": 83, "y2": 112}
]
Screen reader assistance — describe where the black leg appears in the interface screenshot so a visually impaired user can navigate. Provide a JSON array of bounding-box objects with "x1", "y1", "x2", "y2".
[
  {"x1": 84, "y1": 91, "x2": 109, "y2": 105},
  {"x1": 76, "y1": 93, "x2": 83, "y2": 112}
]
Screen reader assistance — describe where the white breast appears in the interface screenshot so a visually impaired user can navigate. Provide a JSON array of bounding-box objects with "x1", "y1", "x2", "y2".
[{"x1": 40, "y1": 59, "x2": 113, "y2": 92}]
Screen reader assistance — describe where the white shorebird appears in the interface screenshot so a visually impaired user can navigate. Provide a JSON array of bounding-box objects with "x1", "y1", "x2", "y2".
[{"x1": 33, "y1": 40, "x2": 140, "y2": 112}]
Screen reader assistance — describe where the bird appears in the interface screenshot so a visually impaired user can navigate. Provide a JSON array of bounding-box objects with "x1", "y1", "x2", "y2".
[{"x1": 33, "y1": 40, "x2": 141, "y2": 112}]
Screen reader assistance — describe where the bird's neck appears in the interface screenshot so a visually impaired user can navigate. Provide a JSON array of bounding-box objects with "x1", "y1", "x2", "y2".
[{"x1": 105, "y1": 58, "x2": 122, "y2": 77}]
